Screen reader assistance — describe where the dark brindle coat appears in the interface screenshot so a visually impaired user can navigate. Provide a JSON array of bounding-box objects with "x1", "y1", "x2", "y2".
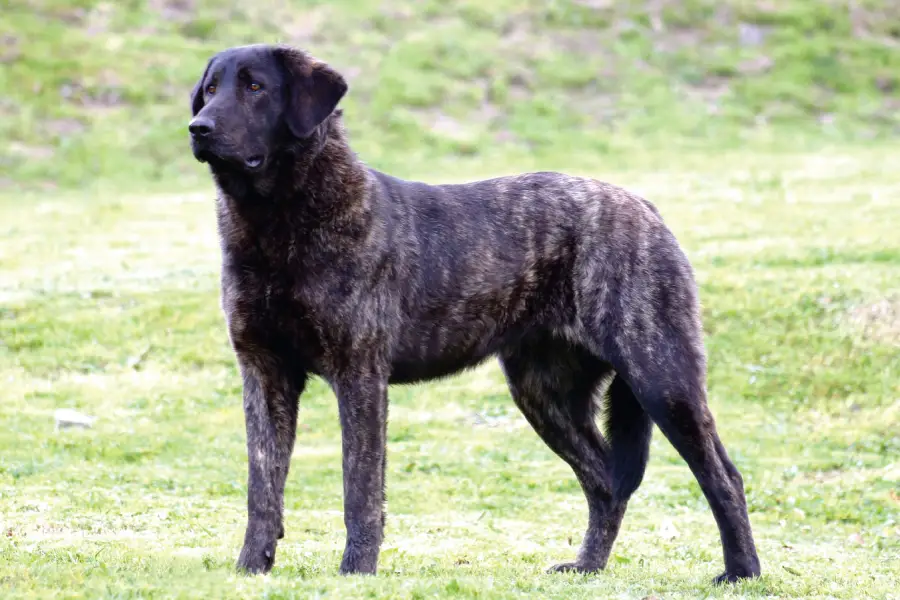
[{"x1": 187, "y1": 43, "x2": 761, "y2": 583}]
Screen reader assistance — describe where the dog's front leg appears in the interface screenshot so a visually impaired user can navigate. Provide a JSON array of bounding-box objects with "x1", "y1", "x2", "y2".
[
  {"x1": 236, "y1": 360, "x2": 304, "y2": 575},
  {"x1": 332, "y1": 366, "x2": 389, "y2": 575}
]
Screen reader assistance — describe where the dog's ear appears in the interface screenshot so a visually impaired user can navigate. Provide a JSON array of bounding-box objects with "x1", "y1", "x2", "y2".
[
  {"x1": 276, "y1": 46, "x2": 348, "y2": 138},
  {"x1": 190, "y1": 57, "x2": 214, "y2": 116}
]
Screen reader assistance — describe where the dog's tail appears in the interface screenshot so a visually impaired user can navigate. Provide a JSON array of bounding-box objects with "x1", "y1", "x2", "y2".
[{"x1": 600, "y1": 374, "x2": 653, "y2": 502}]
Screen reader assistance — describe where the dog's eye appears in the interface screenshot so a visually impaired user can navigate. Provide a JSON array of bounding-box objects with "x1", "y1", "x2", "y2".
[
  {"x1": 206, "y1": 84, "x2": 217, "y2": 95},
  {"x1": 248, "y1": 82, "x2": 262, "y2": 93}
]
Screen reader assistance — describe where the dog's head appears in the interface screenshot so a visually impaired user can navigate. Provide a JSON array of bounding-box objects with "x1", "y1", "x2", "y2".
[{"x1": 188, "y1": 44, "x2": 347, "y2": 173}]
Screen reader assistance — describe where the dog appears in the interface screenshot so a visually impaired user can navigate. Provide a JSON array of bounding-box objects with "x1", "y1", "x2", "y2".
[{"x1": 187, "y1": 43, "x2": 761, "y2": 583}]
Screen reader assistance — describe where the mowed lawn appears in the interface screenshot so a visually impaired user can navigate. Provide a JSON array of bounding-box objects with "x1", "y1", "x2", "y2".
[{"x1": 1, "y1": 147, "x2": 898, "y2": 599}]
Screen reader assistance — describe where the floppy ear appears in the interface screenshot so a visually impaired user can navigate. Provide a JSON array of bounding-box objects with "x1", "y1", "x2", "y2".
[
  {"x1": 189, "y1": 58, "x2": 213, "y2": 116},
  {"x1": 276, "y1": 47, "x2": 348, "y2": 138}
]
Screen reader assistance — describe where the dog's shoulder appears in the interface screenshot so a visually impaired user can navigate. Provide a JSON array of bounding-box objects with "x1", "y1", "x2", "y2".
[{"x1": 214, "y1": 191, "x2": 252, "y2": 251}]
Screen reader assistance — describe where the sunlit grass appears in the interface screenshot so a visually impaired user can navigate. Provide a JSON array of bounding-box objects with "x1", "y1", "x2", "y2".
[{"x1": 2, "y1": 146, "x2": 898, "y2": 598}]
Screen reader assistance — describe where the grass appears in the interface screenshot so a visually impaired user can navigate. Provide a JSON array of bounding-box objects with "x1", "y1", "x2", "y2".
[
  {"x1": 2, "y1": 0, "x2": 899, "y2": 596},
  {"x1": 3, "y1": 0, "x2": 900, "y2": 189},
  {"x1": 2, "y1": 144, "x2": 899, "y2": 598}
]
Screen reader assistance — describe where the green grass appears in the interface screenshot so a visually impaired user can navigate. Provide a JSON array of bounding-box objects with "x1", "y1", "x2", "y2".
[
  {"x1": 3, "y1": 0, "x2": 900, "y2": 189},
  {"x1": 2, "y1": 145, "x2": 899, "y2": 598},
  {"x1": 2, "y1": 0, "x2": 899, "y2": 596}
]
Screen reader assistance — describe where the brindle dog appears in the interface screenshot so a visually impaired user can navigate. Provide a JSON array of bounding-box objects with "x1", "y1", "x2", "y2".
[{"x1": 187, "y1": 43, "x2": 761, "y2": 583}]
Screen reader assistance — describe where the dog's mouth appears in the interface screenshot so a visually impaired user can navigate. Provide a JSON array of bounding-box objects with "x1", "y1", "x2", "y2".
[
  {"x1": 192, "y1": 145, "x2": 266, "y2": 172},
  {"x1": 192, "y1": 146, "x2": 214, "y2": 164}
]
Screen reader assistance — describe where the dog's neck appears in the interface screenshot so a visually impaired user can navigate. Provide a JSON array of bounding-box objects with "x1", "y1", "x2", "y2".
[{"x1": 212, "y1": 112, "x2": 371, "y2": 235}]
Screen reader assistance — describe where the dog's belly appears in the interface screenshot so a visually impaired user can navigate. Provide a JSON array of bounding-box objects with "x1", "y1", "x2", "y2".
[
  {"x1": 388, "y1": 350, "x2": 495, "y2": 384},
  {"x1": 388, "y1": 300, "x2": 529, "y2": 385},
  {"x1": 386, "y1": 251, "x2": 575, "y2": 384}
]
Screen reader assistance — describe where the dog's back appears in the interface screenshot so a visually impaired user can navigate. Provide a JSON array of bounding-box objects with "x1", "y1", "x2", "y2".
[{"x1": 365, "y1": 167, "x2": 698, "y2": 388}]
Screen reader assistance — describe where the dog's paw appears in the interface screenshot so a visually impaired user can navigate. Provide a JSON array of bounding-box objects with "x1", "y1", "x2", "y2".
[
  {"x1": 712, "y1": 566, "x2": 761, "y2": 585},
  {"x1": 236, "y1": 539, "x2": 276, "y2": 575},
  {"x1": 547, "y1": 561, "x2": 602, "y2": 575},
  {"x1": 338, "y1": 543, "x2": 379, "y2": 576}
]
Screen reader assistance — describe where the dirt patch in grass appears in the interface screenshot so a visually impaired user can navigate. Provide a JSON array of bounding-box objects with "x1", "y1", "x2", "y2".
[
  {"x1": 43, "y1": 118, "x2": 86, "y2": 137},
  {"x1": 0, "y1": 34, "x2": 20, "y2": 63},
  {"x1": 8, "y1": 142, "x2": 54, "y2": 160},
  {"x1": 279, "y1": 5, "x2": 331, "y2": 44},
  {"x1": 148, "y1": 0, "x2": 196, "y2": 23},
  {"x1": 848, "y1": 296, "x2": 900, "y2": 346}
]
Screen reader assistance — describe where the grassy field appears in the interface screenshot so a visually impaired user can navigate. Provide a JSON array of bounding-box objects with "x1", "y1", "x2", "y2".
[
  {"x1": 2, "y1": 0, "x2": 900, "y2": 597},
  {"x1": 2, "y1": 145, "x2": 899, "y2": 598},
  {"x1": 3, "y1": 0, "x2": 900, "y2": 188}
]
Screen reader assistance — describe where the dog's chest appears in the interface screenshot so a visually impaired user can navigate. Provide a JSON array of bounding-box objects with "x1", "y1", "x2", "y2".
[{"x1": 221, "y1": 249, "x2": 365, "y2": 369}]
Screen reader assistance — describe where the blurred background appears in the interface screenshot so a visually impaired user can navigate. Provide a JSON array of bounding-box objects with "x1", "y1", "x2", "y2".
[{"x1": 2, "y1": 0, "x2": 899, "y2": 189}]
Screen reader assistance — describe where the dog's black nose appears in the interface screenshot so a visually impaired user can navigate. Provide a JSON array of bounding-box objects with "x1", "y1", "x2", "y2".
[{"x1": 189, "y1": 116, "x2": 214, "y2": 137}]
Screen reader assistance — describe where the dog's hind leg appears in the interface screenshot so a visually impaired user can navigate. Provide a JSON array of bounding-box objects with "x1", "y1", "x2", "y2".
[
  {"x1": 499, "y1": 334, "x2": 651, "y2": 573},
  {"x1": 593, "y1": 309, "x2": 762, "y2": 583},
  {"x1": 617, "y1": 347, "x2": 761, "y2": 583},
  {"x1": 573, "y1": 210, "x2": 761, "y2": 583}
]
